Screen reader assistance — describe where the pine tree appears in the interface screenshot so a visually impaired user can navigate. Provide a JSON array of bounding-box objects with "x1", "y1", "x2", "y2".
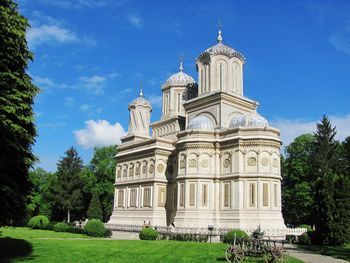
[
  {"x1": 0, "y1": 0, "x2": 39, "y2": 226},
  {"x1": 54, "y1": 147, "x2": 83, "y2": 222},
  {"x1": 87, "y1": 192, "x2": 103, "y2": 221},
  {"x1": 312, "y1": 115, "x2": 350, "y2": 245}
]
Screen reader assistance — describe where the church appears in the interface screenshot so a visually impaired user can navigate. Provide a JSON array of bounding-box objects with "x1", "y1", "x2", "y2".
[{"x1": 107, "y1": 30, "x2": 286, "y2": 234}]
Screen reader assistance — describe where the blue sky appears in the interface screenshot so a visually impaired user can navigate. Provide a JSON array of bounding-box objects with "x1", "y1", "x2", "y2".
[{"x1": 18, "y1": 0, "x2": 350, "y2": 171}]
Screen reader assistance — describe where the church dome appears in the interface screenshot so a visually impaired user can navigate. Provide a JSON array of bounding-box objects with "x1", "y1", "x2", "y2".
[
  {"x1": 229, "y1": 112, "x2": 268, "y2": 128},
  {"x1": 188, "y1": 116, "x2": 214, "y2": 130},
  {"x1": 197, "y1": 30, "x2": 245, "y2": 61},
  {"x1": 129, "y1": 89, "x2": 152, "y2": 109},
  {"x1": 162, "y1": 62, "x2": 196, "y2": 89}
]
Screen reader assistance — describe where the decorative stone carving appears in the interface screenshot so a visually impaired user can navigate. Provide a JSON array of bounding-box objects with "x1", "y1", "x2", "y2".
[
  {"x1": 261, "y1": 157, "x2": 269, "y2": 166},
  {"x1": 117, "y1": 170, "x2": 121, "y2": 178},
  {"x1": 180, "y1": 160, "x2": 186, "y2": 169},
  {"x1": 135, "y1": 166, "x2": 140, "y2": 175},
  {"x1": 142, "y1": 165, "x2": 147, "y2": 174},
  {"x1": 247, "y1": 157, "x2": 257, "y2": 166},
  {"x1": 273, "y1": 158, "x2": 278, "y2": 167},
  {"x1": 157, "y1": 164, "x2": 164, "y2": 173},
  {"x1": 189, "y1": 159, "x2": 197, "y2": 168},
  {"x1": 149, "y1": 164, "x2": 154, "y2": 173},
  {"x1": 123, "y1": 169, "x2": 127, "y2": 177},
  {"x1": 223, "y1": 158, "x2": 230, "y2": 168},
  {"x1": 201, "y1": 159, "x2": 208, "y2": 168}
]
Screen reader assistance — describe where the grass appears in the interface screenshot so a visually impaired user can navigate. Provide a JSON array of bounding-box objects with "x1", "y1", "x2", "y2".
[
  {"x1": 0, "y1": 227, "x2": 303, "y2": 263},
  {"x1": 298, "y1": 244, "x2": 350, "y2": 262}
]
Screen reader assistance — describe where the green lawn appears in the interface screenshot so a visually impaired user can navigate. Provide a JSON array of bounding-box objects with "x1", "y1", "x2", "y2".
[
  {"x1": 0, "y1": 227, "x2": 303, "y2": 263},
  {"x1": 298, "y1": 244, "x2": 350, "y2": 262}
]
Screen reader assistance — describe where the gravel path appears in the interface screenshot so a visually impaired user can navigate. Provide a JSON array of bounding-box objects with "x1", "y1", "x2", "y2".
[{"x1": 285, "y1": 244, "x2": 348, "y2": 263}]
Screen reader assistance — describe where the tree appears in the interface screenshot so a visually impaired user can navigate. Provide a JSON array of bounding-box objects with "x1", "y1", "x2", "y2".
[
  {"x1": 282, "y1": 134, "x2": 314, "y2": 226},
  {"x1": 0, "y1": 0, "x2": 39, "y2": 226},
  {"x1": 311, "y1": 115, "x2": 350, "y2": 245},
  {"x1": 87, "y1": 192, "x2": 103, "y2": 221},
  {"x1": 88, "y1": 145, "x2": 117, "y2": 222},
  {"x1": 26, "y1": 168, "x2": 53, "y2": 219},
  {"x1": 53, "y1": 147, "x2": 83, "y2": 222}
]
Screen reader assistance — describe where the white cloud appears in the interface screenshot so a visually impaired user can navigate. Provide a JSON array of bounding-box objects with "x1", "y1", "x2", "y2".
[
  {"x1": 80, "y1": 104, "x2": 92, "y2": 112},
  {"x1": 127, "y1": 13, "x2": 143, "y2": 28},
  {"x1": 74, "y1": 120, "x2": 127, "y2": 149},
  {"x1": 27, "y1": 24, "x2": 79, "y2": 48},
  {"x1": 271, "y1": 114, "x2": 350, "y2": 147},
  {"x1": 80, "y1": 75, "x2": 106, "y2": 95},
  {"x1": 64, "y1": 97, "x2": 75, "y2": 107},
  {"x1": 148, "y1": 95, "x2": 162, "y2": 108},
  {"x1": 328, "y1": 26, "x2": 350, "y2": 56}
]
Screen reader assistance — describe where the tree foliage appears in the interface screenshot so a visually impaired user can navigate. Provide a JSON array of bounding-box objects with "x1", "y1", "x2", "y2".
[
  {"x1": 282, "y1": 133, "x2": 314, "y2": 226},
  {"x1": 85, "y1": 145, "x2": 116, "y2": 222},
  {"x1": 282, "y1": 116, "x2": 350, "y2": 245},
  {"x1": 53, "y1": 147, "x2": 83, "y2": 222},
  {"x1": 0, "y1": 0, "x2": 39, "y2": 226},
  {"x1": 87, "y1": 192, "x2": 103, "y2": 221}
]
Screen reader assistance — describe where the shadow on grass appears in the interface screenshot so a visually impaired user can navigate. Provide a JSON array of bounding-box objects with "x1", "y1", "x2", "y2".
[
  {"x1": 0, "y1": 237, "x2": 34, "y2": 262},
  {"x1": 298, "y1": 244, "x2": 350, "y2": 261}
]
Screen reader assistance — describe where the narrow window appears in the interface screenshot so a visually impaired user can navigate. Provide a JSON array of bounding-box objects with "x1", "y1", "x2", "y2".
[
  {"x1": 274, "y1": 184, "x2": 278, "y2": 207},
  {"x1": 177, "y1": 93, "x2": 181, "y2": 112},
  {"x1": 263, "y1": 183, "x2": 269, "y2": 207},
  {"x1": 202, "y1": 184, "x2": 208, "y2": 206},
  {"x1": 224, "y1": 183, "x2": 230, "y2": 207},
  {"x1": 219, "y1": 64, "x2": 223, "y2": 90},
  {"x1": 249, "y1": 183, "x2": 256, "y2": 207},
  {"x1": 179, "y1": 184, "x2": 184, "y2": 207},
  {"x1": 130, "y1": 189, "x2": 136, "y2": 207},
  {"x1": 118, "y1": 189, "x2": 124, "y2": 207},
  {"x1": 158, "y1": 187, "x2": 166, "y2": 207},
  {"x1": 189, "y1": 183, "x2": 195, "y2": 206},
  {"x1": 143, "y1": 188, "x2": 151, "y2": 207},
  {"x1": 173, "y1": 186, "x2": 177, "y2": 208}
]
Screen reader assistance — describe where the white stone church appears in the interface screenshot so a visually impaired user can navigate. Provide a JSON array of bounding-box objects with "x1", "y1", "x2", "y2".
[{"x1": 107, "y1": 31, "x2": 286, "y2": 234}]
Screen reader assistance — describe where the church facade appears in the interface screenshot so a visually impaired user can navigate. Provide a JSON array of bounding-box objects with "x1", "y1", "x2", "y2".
[{"x1": 107, "y1": 31, "x2": 286, "y2": 232}]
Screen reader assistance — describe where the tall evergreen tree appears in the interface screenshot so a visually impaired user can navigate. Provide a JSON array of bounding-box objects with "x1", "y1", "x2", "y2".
[
  {"x1": 0, "y1": 0, "x2": 39, "y2": 226},
  {"x1": 54, "y1": 147, "x2": 83, "y2": 222},
  {"x1": 87, "y1": 192, "x2": 103, "y2": 221},
  {"x1": 312, "y1": 115, "x2": 350, "y2": 245}
]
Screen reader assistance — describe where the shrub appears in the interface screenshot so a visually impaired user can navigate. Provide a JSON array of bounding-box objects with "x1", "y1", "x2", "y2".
[
  {"x1": 159, "y1": 233, "x2": 208, "y2": 242},
  {"x1": 222, "y1": 229, "x2": 249, "y2": 244},
  {"x1": 251, "y1": 225, "x2": 265, "y2": 239},
  {"x1": 53, "y1": 222, "x2": 69, "y2": 232},
  {"x1": 87, "y1": 192, "x2": 103, "y2": 221},
  {"x1": 27, "y1": 215, "x2": 49, "y2": 229},
  {"x1": 67, "y1": 227, "x2": 87, "y2": 235},
  {"x1": 298, "y1": 232, "x2": 311, "y2": 245},
  {"x1": 139, "y1": 227, "x2": 159, "y2": 240},
  {"x1": 84, "y1": 219, "x2": 106, "y2": 237}
]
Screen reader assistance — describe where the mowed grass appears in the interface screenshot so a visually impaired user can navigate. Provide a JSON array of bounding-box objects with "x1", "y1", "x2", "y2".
[{"x1": 0, "y1": 227, "x2": 303, "y2": 263}]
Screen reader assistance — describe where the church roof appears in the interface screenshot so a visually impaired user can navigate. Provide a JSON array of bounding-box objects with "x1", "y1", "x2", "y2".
[
  {"x1": 229, "y1": 112, "x2": 268, "y2": 128},
  {"x1": 162, "y1": 62, "x2": 196, "y2": 89},
  {"x1": 197, "y1": 30, "x2": 245, "y2": 61},
  {"x1": 129, "y1": 89, "x2": 152, "y2": 109}
]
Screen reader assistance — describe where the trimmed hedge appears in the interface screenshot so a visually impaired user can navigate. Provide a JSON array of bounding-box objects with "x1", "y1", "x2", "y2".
[
  {"x1": 53, "y1": 222, "x2": 70, "y2": 232},
  {"x1": 84, "y1": 219, "x2": 106, "y2": 237},
  {"x1": 222, "y1": 229, "x2": 249, "y2": 244},
  {"x1": 27, "y1": 215, "x2": 49, "y2": 229},
  {"x1": 139, "y1": 227, "x2": 159, "y2": 240},
  {"x1": 159, "y1": 233, "x2": 208, "y2": 242}
]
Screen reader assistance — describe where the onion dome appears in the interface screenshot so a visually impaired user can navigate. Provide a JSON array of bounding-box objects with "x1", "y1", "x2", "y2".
[
  {"x1": 229, "y1": 112, "x2": 268, "y2": 128},
  {"x1": 188, "y1": 116, "x2": 214, "y2": 130},
  {"x1": 162, "y1": 62, "x2": 196, "y2": 89},
  {"x1": 197, "y1": 30, "x2": 245, "y2": 61},
  {"x1": 128, "y1": 89, "x2": 152, "y2": 109}
]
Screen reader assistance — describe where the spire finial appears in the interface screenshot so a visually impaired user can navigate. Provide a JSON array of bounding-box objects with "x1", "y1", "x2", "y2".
[
  {"x1": 217, "y1": 18, "x2": 223, "y2": 43},
  {"x1": 179, "y1": 54, "x2": 184, "y2": 71},
  {"x1": 139, "y1": 81, "x2": 144, "y2": 97}
]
